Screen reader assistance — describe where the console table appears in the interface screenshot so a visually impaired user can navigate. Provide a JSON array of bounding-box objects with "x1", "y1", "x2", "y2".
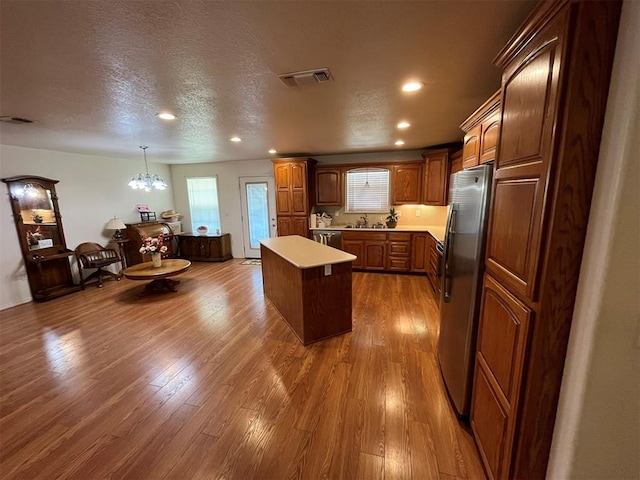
[{"x1": 177, "y1": 233, "x2": 232, "y2": 262}]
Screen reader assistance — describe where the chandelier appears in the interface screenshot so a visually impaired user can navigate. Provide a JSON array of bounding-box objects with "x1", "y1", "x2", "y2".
[{"x1": 128, "y1": 146, "x2": 168, "y2": 191}]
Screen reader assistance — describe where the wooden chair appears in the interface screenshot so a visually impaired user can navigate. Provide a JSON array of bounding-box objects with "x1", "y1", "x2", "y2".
[{"x1": 75, "y1": 242, "x2": 122, "y2": 288}]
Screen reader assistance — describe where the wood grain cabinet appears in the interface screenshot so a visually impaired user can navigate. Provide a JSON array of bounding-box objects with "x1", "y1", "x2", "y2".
[
  {"x1": 177, "y1": 233, "x2": 232, "y2": 262},
  {"x1": 343, "y1": 231, "x2": 414, "y2": 273},
  {"x1": 461, "y1": 91, "x2": 501, "y2": 169},
  {"x1": 422, "y1": 149, "x2": 451, "y2": 206},
  {"x1": 470, "y1": 2, "x2": 621, "y2": 479},
  {"x1": 272, "y1": 158, "x2": 316, "y2": 238},
  {"x1": 450, "y1": 149, "x2": 464, "y2": 176},
  {"x1": 315, "y1": 167, "x2": 343, "y2": 206},
  {"x1": 410, "y1": 233, "x2": 429, "y2": 273},
  {"x1": 123, "y1": 222, "x2": 175, "y2": 266},
  {"x1": 386, "y1": 232, "x2": 411, "y2": 271},
  {"x1": 391, "y1": 163, "x2": 423, "y2": 204},
  {"x1": 1, "y1": 175, "x2": 81, "y2": 301}
]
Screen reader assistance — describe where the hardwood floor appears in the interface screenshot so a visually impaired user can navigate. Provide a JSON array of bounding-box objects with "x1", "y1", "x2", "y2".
[{"x1": 0, "y1": 260, "x2": 485, "y2": 479}]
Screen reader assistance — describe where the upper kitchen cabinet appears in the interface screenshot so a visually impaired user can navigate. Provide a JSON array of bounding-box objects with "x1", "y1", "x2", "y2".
[
  {"x1": 422, "y1": 148, "x2": 451, "y2": 206},
  {"x1": 1, "y1": 175, "x2": 81, "y2": 301},
  {"x1": 461, "y1": 91, "x2": 501, "y2": 169},
  {"x1": 471, "y1": 1, "x2": 622, "y2": 479},
  {"x1": 391, "y1": 162, "x2": 423, "y2": 205},
  {"x1": 315, "y1": 167, "x2": 343, "y2": 206},
  {"x1": 450, "y1": 149, "x2": 463, "y2": 176},
  {"x1": 272, "y1": 158, "x2": 316, "y2": 237}
]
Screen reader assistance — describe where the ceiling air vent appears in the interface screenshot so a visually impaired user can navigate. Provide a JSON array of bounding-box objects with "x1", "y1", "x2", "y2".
[
  {"x1": 279, "y1": 68, "x2": 334, "y2": 87},
  {"x1": 0, "y1": 116, "x2": 37, "y2": 124}
]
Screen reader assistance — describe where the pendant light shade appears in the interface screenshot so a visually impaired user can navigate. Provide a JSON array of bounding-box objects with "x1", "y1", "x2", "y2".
[{"x1": 128, "y1": 146, "x2": 168, "y2": 191}]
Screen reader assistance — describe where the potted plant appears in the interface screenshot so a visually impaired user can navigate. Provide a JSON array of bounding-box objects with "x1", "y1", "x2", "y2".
[{"x1": 386, "y1": 208, "x2": 399, "y2": 228}]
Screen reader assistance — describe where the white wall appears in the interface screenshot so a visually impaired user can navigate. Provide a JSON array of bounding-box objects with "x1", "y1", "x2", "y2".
[
  {"x1": 547, "y1": 1, "x2": 640, "y2": 478},
  {"x1": 0, "y1": 145, "x2": 175, "y2": 310},
  {"x1": 169, "y1": 158, "x2": 274, "y2": 259}
]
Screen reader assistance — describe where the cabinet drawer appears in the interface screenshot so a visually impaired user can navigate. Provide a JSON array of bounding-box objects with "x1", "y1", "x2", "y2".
[
  {"x1": 388, "y1": 241, "x2": 410, "y2": 257},
  {"x1": 387, "y1": 232, "x2": 411, "y2": 242},
  {"x1": 387, "y1": 256, "x2": 411, "y2": 272},
  {"x1": 342, "y1": 231, "x2": 387, "y2": 241}
]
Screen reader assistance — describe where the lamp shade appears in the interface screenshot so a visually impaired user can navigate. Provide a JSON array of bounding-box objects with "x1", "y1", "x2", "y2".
[{"x1": 106, "y1": 217, "x2": 126, "y2": 230}]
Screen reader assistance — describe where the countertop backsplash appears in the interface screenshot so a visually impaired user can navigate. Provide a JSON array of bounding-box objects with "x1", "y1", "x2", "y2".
[{"x1": 313, "y1": 205, "x2": 448, "y2": 228}]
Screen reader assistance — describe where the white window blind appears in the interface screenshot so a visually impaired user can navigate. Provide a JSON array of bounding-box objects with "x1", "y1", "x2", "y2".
[
  {"x1": 345, "y1": 168, "x2": 390, "y2": 213},
  {"x1": 186, "y1": 177, "x2": 221, "y2": 233}
]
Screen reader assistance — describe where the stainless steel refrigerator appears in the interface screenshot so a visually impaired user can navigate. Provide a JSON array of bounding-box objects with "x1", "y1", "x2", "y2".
[{"x1": 438, "y1": 164, "x2": 492, "y2": 419}]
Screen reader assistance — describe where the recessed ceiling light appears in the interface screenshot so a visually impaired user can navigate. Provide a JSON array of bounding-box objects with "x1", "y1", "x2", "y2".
[
  {"x1": 397, "y1": 121, "x2": 411, "y2": 129},
  {"x1": 156, "y1": 112, "x2": 177, "y2": 120},
  {"x1": 401, "y1": 82, "x2": 424, "y2": 93},
  {"x1": 395, "y1": 140, "x2": 405, "y2": 146},
  {"x1": 230, "y1": 137, "x2": 242, "y2": 142},
  {"x1": 268, "y1": 149, "x2": 277, "y2": 154}
]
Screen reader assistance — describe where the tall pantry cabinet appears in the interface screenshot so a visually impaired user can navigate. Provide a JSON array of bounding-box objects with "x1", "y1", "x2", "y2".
[
  {"x1": 273, "y1": 158, "x2": 316, "y2": 238},
  {"x1": 470, "y1": 1, "x2": 622, "y2": 479}
]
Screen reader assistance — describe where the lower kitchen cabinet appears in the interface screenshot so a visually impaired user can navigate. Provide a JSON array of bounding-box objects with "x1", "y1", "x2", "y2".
[
  {"x1": 342, "y1": 231, "x2": 414, "y2": 273},
  {"x1": 471, "y1": 273, "x2": 531, "y2": 480},
  {"x1": 177, "y1": 233, "x2": 232, "y2": 262},
  {"x1": 277, "y1": 216, "x2": 309, "y2": 238}
]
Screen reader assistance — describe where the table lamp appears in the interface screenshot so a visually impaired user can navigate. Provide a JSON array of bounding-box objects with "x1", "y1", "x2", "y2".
[{"x1": 106, "y1": 217, "x2": 127, "y2": 240}]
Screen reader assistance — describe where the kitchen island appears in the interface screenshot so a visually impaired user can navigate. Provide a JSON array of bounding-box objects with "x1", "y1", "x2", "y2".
[{"x1": 260, "y1": 235, "x2": 356, "y2": 345}]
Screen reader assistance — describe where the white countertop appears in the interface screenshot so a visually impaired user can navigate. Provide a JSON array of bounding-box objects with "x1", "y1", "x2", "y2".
[
  {"x1": 310, "y1": 224, "x2": 446, "y2": 243},
  {"x1": 260, "y1": 235, "x2": 357, "y2": 269}
]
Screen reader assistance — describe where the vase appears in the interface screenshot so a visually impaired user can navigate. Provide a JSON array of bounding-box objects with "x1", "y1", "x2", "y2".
[{"x1": 151, "y1": 253, "x2": 162, "y2": 268}]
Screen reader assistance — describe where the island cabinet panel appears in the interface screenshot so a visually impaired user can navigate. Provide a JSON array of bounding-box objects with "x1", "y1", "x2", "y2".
[
  {"x1": 315, "y1": 168, "x2": 343, "y2": 206},
  {"x1": 177, "y1": 234, "x2": 232, "y2": 262},
  {"x1": 260, "y1": 237, "x2": 354, "y2": 346},
  {"x1": 471, "y1": 1, "x2": 622, "y2": 478},
  {"x1": 272, "y1": 158, "x2": 316, "y2": 238},
  {"x1": 391, "y1": 163, "x2": 423, "y2": 205}
]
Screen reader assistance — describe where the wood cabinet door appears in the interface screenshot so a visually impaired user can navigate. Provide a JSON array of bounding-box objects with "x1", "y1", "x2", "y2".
[
  {"x1": 392, "y1": 164, "x2": 423, "y2": 204},
  {"x1": 472, "y1": 273, "x2": 532, "y2": 480},
  {"x1": 462, "y1": 124, "x2": 481, "y2": 169},
  {"x1": 276, "y1": 191, "x2": 291, "y2": 215},
  {"x1": 290, "y1": 162, "x2": 308, "y2": 215},
  {"x1": 315, "y1": 168, "x2": 342, "y2": 206},
  {"x1": 274, "y1": 164, "x2": 290, "y2": 190},
  {"x1": 480, "y1": 112, "x2": 500, "y2": 164},
  {"x1": 423, "y1": 151, "x2": 449, "y2": 206},
  {"x1": 410, "y1": 233, "x2": 428, "y2": 273},
  {"x1": 486, "y1": 24, "x2": 564, "y2": 300},
  {"x1": 292, "y1": 217, "x2": 309, "y2": 238},
  {"x1": 364, "y1": 241, "x2": 386, "y2": 270},
  {"x1": 342, "y1": 240, "x2": 364, "y2": 269},
  {"x1": 277, "y1": 216, "x2": 292, "y2": 237},
  {"x1": 290, "y1": 163, "x2": 306, "y2": 190}
]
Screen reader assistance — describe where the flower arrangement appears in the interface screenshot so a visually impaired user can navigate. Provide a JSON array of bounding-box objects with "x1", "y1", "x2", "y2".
[{"x1": 139, "y1": 235, "x2": 167, "y2": 255}]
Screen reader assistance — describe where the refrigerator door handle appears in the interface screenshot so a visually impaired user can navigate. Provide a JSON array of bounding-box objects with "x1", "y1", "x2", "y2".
[{"x1": 443, "y1": 204, "x2": 457, "y2": 303}]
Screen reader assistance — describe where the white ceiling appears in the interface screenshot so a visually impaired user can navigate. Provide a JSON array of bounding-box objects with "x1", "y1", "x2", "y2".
[{"x1": 0, "y1": 1, "x2": 537, "y2": 165}]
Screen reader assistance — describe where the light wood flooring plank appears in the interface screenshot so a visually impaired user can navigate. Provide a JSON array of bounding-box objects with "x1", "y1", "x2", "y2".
[{"x1": 0, "y1": 261, "x2": 485, "y2": 479}]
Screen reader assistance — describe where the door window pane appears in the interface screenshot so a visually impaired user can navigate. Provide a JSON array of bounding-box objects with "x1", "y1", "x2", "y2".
[
  {"x1": 246, "y1": 182, "x2": 269, "y2": 249},
  {"x1": 186, "y1": 177, "x2": 221, "y2": 234}
]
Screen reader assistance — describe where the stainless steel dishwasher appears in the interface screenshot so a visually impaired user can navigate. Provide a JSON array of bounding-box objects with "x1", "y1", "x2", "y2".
[{"x1": 312, "y1": 230, "x2": 343, "y2": 250}]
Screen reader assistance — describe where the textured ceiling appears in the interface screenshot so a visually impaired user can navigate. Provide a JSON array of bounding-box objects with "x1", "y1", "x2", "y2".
[{"x1": 0, "y1": 1, "x2": 537, "y2": 165}]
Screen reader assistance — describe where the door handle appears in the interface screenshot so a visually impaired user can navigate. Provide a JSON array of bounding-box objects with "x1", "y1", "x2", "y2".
[{"x1": 442, "y1": 204, "x2": 457, "y2": 303}]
